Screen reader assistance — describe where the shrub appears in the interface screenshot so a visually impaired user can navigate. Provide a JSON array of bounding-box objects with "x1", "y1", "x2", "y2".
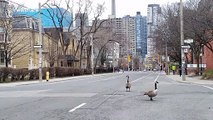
[
  {"x1": 49, "y1": 67, "x2": 56, "y2": 78},
  {"x1": 202, "y1": 69, "x2": 213, "y2": 80},
  {"x1": 14, "y1": 68, "x2": 29, "y2": 81},
  {"x1": 73, "y1": 69, "x2": 82, "y2": 76},
  {"x1": 84, "y1": 69, "x2": 92, "y2": 75},
  {"x1": 0, "y1": 67, "x2": 13, "y2": 82},
  {"x1": 95, "y1": 67, "x2": 113, "y2": 74},
  {"x1": 29, "y1": 69, "x2": 39, "y2": 80},
  {"x1": 55, "y1": 67, "x2": 74, "y2": 77}
]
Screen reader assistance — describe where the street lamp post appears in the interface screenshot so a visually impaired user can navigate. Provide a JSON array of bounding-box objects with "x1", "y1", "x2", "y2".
[
  {"x1": 165, "y1": 38, "x2": 169, "y2": 75},
  {"x1": 90, "y1": 33, "x2": 94, "y2": 75},
  {"x1": 200, "y1": 44, "x2": 204, "y2": 75},
  {"x1": 112, "y1": 42, "x2": 115, "y2": 73},
  {"x1": 38, "y1": 3, "x2": 43, "y2": 81},
  {"x1": 180, "y1": 0, "x2": 186, "y2": 81}
]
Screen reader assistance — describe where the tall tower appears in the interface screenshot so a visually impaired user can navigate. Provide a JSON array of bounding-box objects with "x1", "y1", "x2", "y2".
[
  {"x1": 147, "y1": 4, "x2": 161, "y2": 56},
  {"x1": 111, "y1": 0, "x2": 116, "y2": 18},
  {"x1": 135, "y1": 12, "x2": 147, "y2": 59}
]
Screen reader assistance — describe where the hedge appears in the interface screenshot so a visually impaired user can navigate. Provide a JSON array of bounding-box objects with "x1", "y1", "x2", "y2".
[{"x1": 0, "y1": 67, "x2": 112, "y2": 83}]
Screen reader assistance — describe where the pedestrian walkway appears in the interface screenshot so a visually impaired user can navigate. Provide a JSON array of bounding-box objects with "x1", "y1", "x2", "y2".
[
  {"x1": 0, "y1": 72, "x2": 122, "y2": 87},
  {"x1": 166, "y1": 74, "x2": 213, "y2": 85}
]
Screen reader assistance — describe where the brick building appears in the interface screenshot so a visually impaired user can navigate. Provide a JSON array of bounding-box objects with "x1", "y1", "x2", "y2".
[{"x1": 204, "y1": 41, "x2": 213, "y2": 70}]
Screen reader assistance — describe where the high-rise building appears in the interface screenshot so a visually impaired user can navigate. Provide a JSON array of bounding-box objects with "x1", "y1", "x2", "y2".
[
  {"x1": 106, "y1": 18, "x2": 124, "y2": 56},
  {"x1": 147, "y1": 4, "x2": 161, "y2": 57},
  {"x1": 122, "y1": 15, "x2": 136, "y2": 57},
  {"x1": 135, "y1": 12, "x2": 147, "y2": 59}
]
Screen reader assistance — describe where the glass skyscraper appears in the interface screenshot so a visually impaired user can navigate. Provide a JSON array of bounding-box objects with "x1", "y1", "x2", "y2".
[{"x1": 135, "y1": 12, "x2": 147, "y2": 59}]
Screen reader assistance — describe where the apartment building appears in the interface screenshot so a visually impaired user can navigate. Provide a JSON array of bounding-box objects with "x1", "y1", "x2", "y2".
[{"x1": 147, "y1": 4, "x2": 161, "y2": 57}]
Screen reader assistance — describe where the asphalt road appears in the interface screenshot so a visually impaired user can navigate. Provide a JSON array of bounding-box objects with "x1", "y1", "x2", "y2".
[{"x1": 0, "y1": 71, "x2": 212, "y2": 120}]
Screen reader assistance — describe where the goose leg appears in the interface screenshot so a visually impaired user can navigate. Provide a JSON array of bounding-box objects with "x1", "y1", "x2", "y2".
[{"x1": 150, "y1": 97, "x2": 153, "y2": 101}]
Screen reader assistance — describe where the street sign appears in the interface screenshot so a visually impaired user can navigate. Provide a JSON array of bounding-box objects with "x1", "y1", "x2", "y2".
[
  {"x1": 183, "y1": 48, "x2": 188, "y2": 53},
  {"x1": 181, "y1": 45, "x2": 190, "y2": 49},
  {"x1": 184, "y1": 39, "x2": 193, "y2": 43},
  {"x1": 34, "y1": 45, "x2": 42, "y2": 48}
]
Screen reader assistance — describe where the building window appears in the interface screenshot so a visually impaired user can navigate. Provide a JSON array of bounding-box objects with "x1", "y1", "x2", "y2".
[
  {"x1": 0, "y1": 50, "x2": 4, "y2": 64},
  {"x1": 61, "y1": 61, "x2": 63, "y2": 67},
  {"x1": 0, "y1": 33, "x2": 4, "y2": 43},
  {"x1": 0, "y1": 26, "x2": 5, "y2": 43}
]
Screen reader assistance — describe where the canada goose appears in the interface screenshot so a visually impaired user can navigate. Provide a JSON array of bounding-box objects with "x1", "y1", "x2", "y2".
[
  {"x1": 126, "y1": 75, "x2": 131, "y2": 92},
  {"x1": 144, "y1": 81, "x2": 159, "y2": 101}
]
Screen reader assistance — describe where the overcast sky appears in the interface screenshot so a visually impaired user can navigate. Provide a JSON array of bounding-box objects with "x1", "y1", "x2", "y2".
[{"x1": 11, "y1": 0, "x2": 184, "y2": 18}]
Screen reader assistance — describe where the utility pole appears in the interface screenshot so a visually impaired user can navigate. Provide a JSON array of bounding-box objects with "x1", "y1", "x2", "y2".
[
  {"x1": 90, "y1": 33, "x2": 94, "y2": 75},
  {"x1": 131, "y1": 55, "x2": 133, "y2": 71},
  {"x1": 180, "y1": 0, "x2": 185, "y2": 81},
  {"x1": 112, "y1": 42, "x2": 115, "y2": 73},
  {"x1": 127, "y1": 40, "x2": 130, "y2": 71},
  {"x1": 165, "y1": 38, "x2": 169, "y2": 75},
  {"x1": 38, "y1": 3, "x2": 43, "y2": 81}
]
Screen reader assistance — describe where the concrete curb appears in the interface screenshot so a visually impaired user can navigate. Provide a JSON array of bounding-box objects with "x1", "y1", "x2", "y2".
[
  {"x1": 0, "y1": 72, "x2": 123, "y2": 87},
  {"x1": 166, "y1": 75, "x2": 213, "y2": 85}
]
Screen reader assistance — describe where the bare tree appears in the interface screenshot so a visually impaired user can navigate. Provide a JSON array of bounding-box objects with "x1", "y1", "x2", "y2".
[
  {"x1": 184, "y1": 0, "x2": 213, "y2": 73},
  {"x1": 72, "y1": 0, "x2": 106, "y2": 69},
  {"x1": 43, "y1": 33, "x2": 58, "y2": 67},
  {"x1": 155, "y1": 3, "x2": 181, "y2": 63},
  {"x1": 155, "y1": 0, "x2": 212, "y2": 74},
  {"x1": 0, "y1": 2, "x2": 31, "y2": 67},
  {"x1": 92, "y1": 21, "x2": 119, "y2": 71},
  {"x1": 43, "y1": 0, "x2": 105, "y2": 68}
]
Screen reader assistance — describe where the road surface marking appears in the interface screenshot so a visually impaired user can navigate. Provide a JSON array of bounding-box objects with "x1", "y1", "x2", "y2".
[
  {"x1": 154, "y1": 73, "x2": 160, "y2": 82},
  {"x1": 69, "y1": 103, "x2": 86, "y2": 113},
  {"x1": 131, "y1": 73, "x2": 152, "y2": 83},
  {"x1": 202, "y1": 85, "x2": 213, "y2": 90},
  {"x1": 89, "y1": 75, "x2": 122, "y2": 83}
]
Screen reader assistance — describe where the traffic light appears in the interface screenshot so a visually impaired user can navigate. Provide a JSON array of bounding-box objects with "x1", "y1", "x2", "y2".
[{"x1": 128, "y1": 55, "x2": 131, "y2": 62}]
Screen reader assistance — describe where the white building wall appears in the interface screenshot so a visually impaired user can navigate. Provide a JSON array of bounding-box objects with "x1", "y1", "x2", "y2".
[{"x1": 122, "y1": 15, "x2": 136, "y2": 57}]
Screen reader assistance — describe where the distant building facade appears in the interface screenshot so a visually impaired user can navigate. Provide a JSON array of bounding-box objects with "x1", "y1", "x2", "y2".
[
  {"x1": 75, "y1": 13, "x2": 89, "y2": 27},
  {"x1": 14, "y1": 8, "x2": 73, "y2": 28},
  {"x1": 0, "y1": 0, "x2": 13, "y2": 67},
  {"x1": 122, "y1": 15, "x2": 136, "y2": 57},
  {"x1": 135, "y1": 12, "x2": 147, "y2": 59},
  {"x1": 147, "y1": 4, "x2": 161, "y2": 57},
  {"x1": 204, "y1": 41, "x2": 213, "y2": 70}
]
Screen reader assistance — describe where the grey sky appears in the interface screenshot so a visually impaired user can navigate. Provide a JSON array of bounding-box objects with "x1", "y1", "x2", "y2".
[{"x1": 11, "y1": 0, "x2": 183, "y2": 18}]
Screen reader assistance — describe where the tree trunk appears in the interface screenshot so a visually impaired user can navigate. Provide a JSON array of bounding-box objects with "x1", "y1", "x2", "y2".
[
  {"x1": 5, "y1": 50, "x2": 8, "y2": 68},
  {"x1": 86, "y1": 45, "x2": 91, "y2": 69},
  {"x1": 195, "y1": 55, "x2": 200, "y2": 75}
]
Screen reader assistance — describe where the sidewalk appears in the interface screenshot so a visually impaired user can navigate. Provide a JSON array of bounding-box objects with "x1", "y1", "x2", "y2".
[
  {"x1": 166, "y1": 74, "x2": 213, "y2": 85},
  {"x1": 0, "y1": 72, "x2": 122, "y2": 87}
]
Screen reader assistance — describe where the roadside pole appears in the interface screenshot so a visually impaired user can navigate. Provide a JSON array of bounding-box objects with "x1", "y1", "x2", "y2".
[
  {"x1": 90, "y1": 33, "x2": 94, "y2": 75},
  {"x1": 38, "y1": 3, "x2": 43, "y2": 82},
  {"x1": 180, "y1": 0, "x2": 186, "y2": 81}
]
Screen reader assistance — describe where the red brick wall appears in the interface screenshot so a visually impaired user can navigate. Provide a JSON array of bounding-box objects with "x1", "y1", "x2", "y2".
[{"x1": 204, "y1": 41, "x2": 213, "y2": 70}]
